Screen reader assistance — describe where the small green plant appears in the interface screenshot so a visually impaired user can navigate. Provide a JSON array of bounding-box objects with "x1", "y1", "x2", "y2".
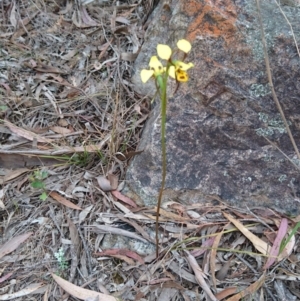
[
  {"x1": 69, "y1": 151, "x2": 90, "y2": 167},
  {"x1": 41, "y1": 149, "x2": 100, "y2": 168},
  {"x1": 95, "y1": 149, "x2": 107, "y2": 165},
  {"x1": 54, "y1": 247, "x2": 68, "y2": 272},
  {"x1": 29, "y1": 170, "x2": 48, "y2": 201},
  {"x1": 279, "y1": 221, "x2": 300, "y2": 254}
]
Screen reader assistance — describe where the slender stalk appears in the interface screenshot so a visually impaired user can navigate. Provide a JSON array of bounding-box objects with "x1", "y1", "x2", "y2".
[{"x1": 155, "y1": 67, "x2": 169, "y2": 258}]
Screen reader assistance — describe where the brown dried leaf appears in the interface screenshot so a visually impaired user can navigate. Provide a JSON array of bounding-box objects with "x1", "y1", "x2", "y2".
[
  {"x1": 3, "y1": 168, "x2": 29, "y2": 183},
  {"x1": 9, "y1": 1, "x2": 17, "y2": 28},
  {"x1": 96, "y1": 176, "x2": 113, "y2": 192},
  {"x1": 0, "y1": 232, "x2": 33, "y2": 259},
  {"x1": 210, "y1": 226, "x2": 227, "y2": 288},
  {"x1": 111, "y1": 190, "x2": 137, "y2": 208},
  {"x1": 215, "y1": 287, "x2": 239, "y2": 300},
  {"x1": 264, "y1": 218, "x2": 288, "y2": 269},
  {"x1": 72, "y1": 8, "x2": 97, "y2": 28},
  {"x1": 121, "y1": 52, "x2": 138, "y2": 61},
  {"x1": 223, "y1": 212, "x2": 270, "y2": 255},
  {"x1": 0, "y1": 283, "x2": 45, "y2": 300},
  {"x1": 4, "y1": 120, "x2": 53, "y2": 144},
  {"x1": 0, "y1": 153, "x2": 60, "y2": 169},
  {"x1": 49, "y1": 191, "x2": 82, "y2": 210},
  {"x1": 80, "y1": 6, "x2": 98, "y2": 26},
  {"x1": 50, "y1": 126, "x2": 72, "y2": 135},
  {"x1": 79, "y1": 205, "x2": 94, "y2": 224},
  {"x1": 0, "y1": 272, "x2": 14, "y2": 283},
  {"x1": 52, "y1": 274, "x2": 117, "y2": 301},
  {"x1": 185, "y1": 251, "x2": 218, "y2": 301},
  {"x1": 107, "y1": 173, "x2": 118, "y2": 191}
]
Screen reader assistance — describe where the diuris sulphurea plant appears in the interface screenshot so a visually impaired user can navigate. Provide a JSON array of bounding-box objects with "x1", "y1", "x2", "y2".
[{"x1": 140, "y1": 39, "x2": 194, "y2": 257}]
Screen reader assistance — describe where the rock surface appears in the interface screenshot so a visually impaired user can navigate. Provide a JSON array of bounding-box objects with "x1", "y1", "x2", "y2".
[{"x1": 124, "y1": 0, "x2": 300, "y2": 215}]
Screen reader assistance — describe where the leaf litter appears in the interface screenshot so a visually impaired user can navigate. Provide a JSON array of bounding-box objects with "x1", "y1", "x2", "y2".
[{"x1": 1, "y1": 0, "x2": 300, "y2": 300}]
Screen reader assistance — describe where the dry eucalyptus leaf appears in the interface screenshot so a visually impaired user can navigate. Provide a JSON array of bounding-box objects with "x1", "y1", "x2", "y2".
[
  {"x1": 121, "y1": 52, "x2": 138, "y2": 61},
  {"x1": 107, "y1": 173, "x2": 118, "y2": 190},
  {"x1": 185, "y1": 250, "x2": 218, "y2": 301},
  {"x1": 96, "y1": 176, "x2": 113, "y2": 192},
  {"x1": 50, "y1": 126, "x2": 72, "y2": 135},
  {"x1": 49, "y1": 191, "x2": 82, "y2": 210},
  {"x1": 3, "y1": 168, "x2": 29, "y2": 183},
  {"x1": 0, "y1": 232, "x2": 33, "y2": 259},
  {"x1": 4, "y1": 120, "x2": 53, "y2": 144},
  {"x1": 111, "y1": 190, "x2": 137, "y2": 208},
  {"x1": 79, "y1": 205, "x2": 94, "y2": 224},
  {"x1": 9, "y1": 1, "x2": 17, "y2": 29},
  {"x1": 0, "y1": 283, "x2": 45, "y2": 300},
  {"x1": 52, "y1": 274, "x2": 118, "y2": 301},
  {"x1": 223, "y1": 212, "x2": 270, "y2": 255},
  {"x1": 80, "y1": 6, "x2": 98, "y2": 26}
]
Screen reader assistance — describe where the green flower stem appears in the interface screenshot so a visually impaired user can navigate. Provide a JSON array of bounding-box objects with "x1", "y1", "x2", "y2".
[{"x1": 155, "y1": 63, "x2": 171, "y2": 258}]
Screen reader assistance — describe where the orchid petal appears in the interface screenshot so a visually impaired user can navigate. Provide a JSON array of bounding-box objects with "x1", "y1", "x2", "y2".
[
  {"x1": 149, "y1": 56, "x2": 164, "y2": 74},
  {"x1": 141, "y1": 69, "x2": 154, "y2": 83},
  {"x1": 157, "y1": 44, "x2": 172, "y2": 60},
  {"x1": 176, "y1": 70, "x2": 189, "y2": 82},
  {"x1": 177, "y1": 39, "x2": 192, "y2": 53},
  {"x1": 176, "y1": 61, "x2": 194, "y2": 71},
  {"x1": 168, "y1": 66, "x2": 176, "y2": 79}
]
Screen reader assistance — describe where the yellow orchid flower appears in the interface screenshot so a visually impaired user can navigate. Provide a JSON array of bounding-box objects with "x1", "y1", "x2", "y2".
[
  {"x1": 168, "y1": 60, "x2": 194, "y2": 82},
  {"x1": 177, "y1": 39, "x2": 192, "y2": 53},
  {"x1": 141, "y1": 39, "x2": 193, "y2": 84},
  {"x1": 140, "y1": 56, "x2": 164, "y2": 83}
]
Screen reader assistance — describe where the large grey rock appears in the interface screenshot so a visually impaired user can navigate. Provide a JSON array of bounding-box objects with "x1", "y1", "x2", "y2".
[{"x1": 124, "y1": 0, "x2": 300, "y2": 215}]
